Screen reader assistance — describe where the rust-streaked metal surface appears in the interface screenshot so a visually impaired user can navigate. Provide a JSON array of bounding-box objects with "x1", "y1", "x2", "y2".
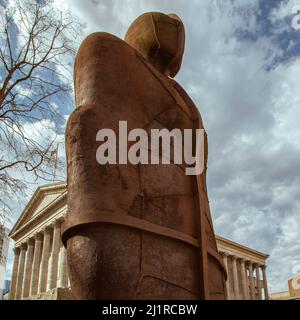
[{"x1": 62, "y1": 12, "x2": 226, "y2": 300}]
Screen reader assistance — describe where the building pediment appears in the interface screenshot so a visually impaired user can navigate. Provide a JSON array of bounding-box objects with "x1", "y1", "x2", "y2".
[{"x1": 9, "y1": 182, "x2": 67, "y2": 241}]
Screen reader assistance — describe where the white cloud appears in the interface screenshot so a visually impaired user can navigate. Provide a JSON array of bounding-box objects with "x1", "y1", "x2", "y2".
[{"x1": 270, "y1": 0, "x2": 299, "y2": 22}]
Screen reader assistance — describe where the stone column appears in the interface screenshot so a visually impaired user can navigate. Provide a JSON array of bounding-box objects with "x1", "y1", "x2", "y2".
[
  {"x1": 221, "y1": 252, "x2": 230, "y2": 299},
  {"x1": 38, "y1": 227, "x2": 52, "y2": 293},
  {"x1": 231, "y1": 256, "x2": 239, "y2": 299},
  {"x1": 57, "y1": 244, "x2": 69, "y2": 288},
  {"x1": 15, "y1": 243, "x2": 27, "y2": 299},
  {"x1": 261, "y1": 265, "x2": 269, "y2": 300},
  {"x1": 47, "y1": 220, "x2": 62, "y2": 290},
  {"x1": 29, "y1": 233, "x2": 43, "y2": 296},
  {"x1": 255, "y1": 264, "x2": 262, "y2": 300},
  {"x1": 245, "y1": 262, "x2": 251, "y2": 299},
  {"x1": 9, "y1": 247, "x2": 20, "y2": 300},
  {"x1": 21, "y1": 239, "x2": 34, "y2": 298},
  {"x1": 248, "y1": 262, "x2": 255, "y2": 300},
  {"x1": 240, "y1": 258, "x2": 248, "y2": 299}
]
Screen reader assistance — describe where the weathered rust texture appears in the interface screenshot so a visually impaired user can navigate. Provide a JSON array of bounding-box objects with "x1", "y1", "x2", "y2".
[{"x1": 62, "y1": 12, "x2": 226, "y2": 300}]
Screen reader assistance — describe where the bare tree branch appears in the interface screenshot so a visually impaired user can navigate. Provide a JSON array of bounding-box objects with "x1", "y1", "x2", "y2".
[{"x1": 0, "y1": 0, "x2": 82, "y2": 224}]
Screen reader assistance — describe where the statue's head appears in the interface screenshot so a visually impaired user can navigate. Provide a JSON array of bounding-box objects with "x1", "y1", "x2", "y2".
[{"x1": 125, "y1": 12, "x2": 185, "y2": 78}]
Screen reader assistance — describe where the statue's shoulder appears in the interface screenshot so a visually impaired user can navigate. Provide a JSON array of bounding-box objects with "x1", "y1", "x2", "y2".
[
  {"x1": 76, "y1": 32, "x2": 134, "y2": 62},
  {"x1": 74, "y1": 32, "x2": 143, "y2": 107},
  {"x1": 79, "y1": 32, "x2": 122, "y2": 47}
]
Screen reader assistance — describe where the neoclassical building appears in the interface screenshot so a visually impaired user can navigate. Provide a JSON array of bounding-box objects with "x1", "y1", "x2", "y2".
[{"x1": 8, "y1": 182, "x2": 269, "y2": 300}]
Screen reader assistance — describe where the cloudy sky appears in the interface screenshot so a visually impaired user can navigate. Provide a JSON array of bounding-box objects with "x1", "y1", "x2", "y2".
[{"x1": 3, "y1": 0, "x2": 300, "y2": 294}]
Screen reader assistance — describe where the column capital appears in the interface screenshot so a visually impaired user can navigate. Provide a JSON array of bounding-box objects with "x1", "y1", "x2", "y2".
[
  {"x1": 20, "y1": 242, "x2": 27, "y2": 250},
  {"x1": 220, "y1": 251, "x2": 228, "y2": 257},
  {"x1": 246, "y1": 260, "x2": 254, "y2": 267},
  {"x1": 254, "y1": 262, "x2": 261, "y2": 268},
  {"x1": 13, "y1": 247, "x2": 20, "y2": 255},
  {"x1": 261, "y1": 264, "x2": 267, "y2": 271},
  {"x1": 231, "y1": 255, "x2": 237, "y2": 261},
  {"x1": 53, "y1": 219, "x2": 62, "y2": 228},
  {"x1": 34, "y1": 232, "x2": 43, "y2": 241},
  {"x1": 27, "y1": 238, "x2": 35, "y2": 246},
  {"x1": 43, "y1": 226, "x2": 52, "y2": 234}
]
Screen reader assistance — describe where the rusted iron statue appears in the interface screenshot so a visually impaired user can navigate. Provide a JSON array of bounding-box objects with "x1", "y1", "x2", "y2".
[{"x1": 62, "y1": 12, "x2": 226, "y2": 299}]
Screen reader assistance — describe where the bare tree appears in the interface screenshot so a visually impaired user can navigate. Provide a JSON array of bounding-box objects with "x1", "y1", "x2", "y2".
[{"x1": 0, "y1": 0, "x2": 81, "y2": 224}]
